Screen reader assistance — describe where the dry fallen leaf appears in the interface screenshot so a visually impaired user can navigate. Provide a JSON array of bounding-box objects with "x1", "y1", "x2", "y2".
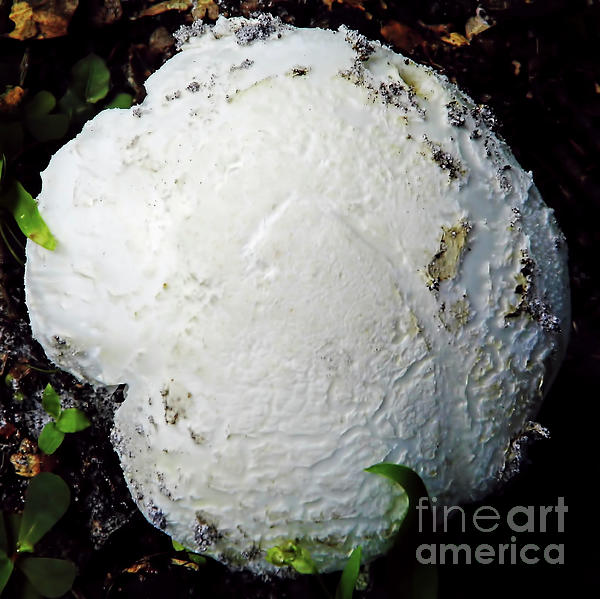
[
  {"x1": 465, "y1": 9, "x2": 493, "y2": 40},
  {"x1": 380, "y1": 20, "x2": 424, "y2": 53},
  {"x1": 322, "y1": 0, "x2": 366, "y2": 11},
  {"x1": 8, "y1": 0, "x2": 79, "y2": 40},
  {"x1": 0, "y1": 86, "x2": 26, "y2": 113},
  {"x1": 137, "y1": 0, "x2": 192, "y2": 18},
  {"x1": 192, "y1": 0, "x2": 219, "y2": 20},
  {"x1": 10, "y1": 438, "x2": 44, "y2": 477},
  {"x1": 7, "y1": 2, "x2": 37, "y2": 40},
  {"x1": 441, "y1": 32, "x2": 470, "y2": 47}
]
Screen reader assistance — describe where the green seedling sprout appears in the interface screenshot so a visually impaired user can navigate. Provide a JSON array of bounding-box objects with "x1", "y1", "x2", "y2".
[
  {"x1": 265, "y1": 542, "x2": 362, "y2": 599},
  {"x1": 38, "y1": 384, "x2": 91, "y2": 455},
  {"x1": 0, "y1": 473, "x2": 76, "y2": 598}
]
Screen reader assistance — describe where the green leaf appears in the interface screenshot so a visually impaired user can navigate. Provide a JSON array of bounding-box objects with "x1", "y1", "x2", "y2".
[
  {"x1": 0, "y1": 153, "x2": 6, "y2": 183},
  {"x1": 27, "y1": 114, "x2": 69, "y2": 143},
  {"x1": 0, "y1": 179, "x2": 56, "y2": 250},
  {"x1": 172, "y1": 539, "x2": 185, "y2": 552},
  {"x1": 186, "y1": 552, "x2": 206, "y2": 566},
  {"x1": 56, "y1": 408, "x2": 91, "y2": 433},
  {"x1": 41, "y1": 384, "x2": 61, "y2": 419},
  {"x1": 105, "y1": 92, "x2": 133, "y2": 109},
  {"x1": 335, "y1": 546, "x2": 362, "y2": 599},
  {"x1": 71, "y1": 54, "x2": 110, "y2": 104},
  {"x1": 17, "y1": 473, "x2": 70, "y2": 553},
  {"x1": 24, "y1": 91, "x2": 56, "y2": 118},
  {"x1": 38, "y1": 422, "x2": 65, "y2": 455},
  {"x1": 58, "y1": 88, "x2": 93, "y2": 122},
  {"x1": 265, "y1": 541, "x2": 317, "y2": 575},
  {"x1": 366, "y1": 463, "x2": 438, "y2": 599},
  {"x1": 24, "y1": 91, "x2": 69, "y2": 142},
  {"x1": 0, "y1": 549, "x2": 14, "y2": 595},
  {"x1": 18, "y1": 557, "x2": 76, "y2": 598}
]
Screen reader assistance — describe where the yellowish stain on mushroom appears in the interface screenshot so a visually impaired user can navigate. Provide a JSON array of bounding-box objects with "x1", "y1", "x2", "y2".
[{"x1": 426, "y1": 220, "x2": 471, "y2": 290}]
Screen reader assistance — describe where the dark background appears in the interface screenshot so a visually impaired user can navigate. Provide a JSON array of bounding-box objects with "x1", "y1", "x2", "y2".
[{"x1": 1, "y1": 0, "x2": 599, "y2": 597}]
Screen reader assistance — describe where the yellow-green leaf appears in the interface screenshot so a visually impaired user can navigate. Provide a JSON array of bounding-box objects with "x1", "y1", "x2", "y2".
[
  {"x1": 56, "y1": 408, "x2": 90, "y2": 433},
  {"x1": 265, "y1": 541, "x2": 317, "y2": 574},
  {"x1": 0, "y1": 179, "x2": 56, "y2": 250}
]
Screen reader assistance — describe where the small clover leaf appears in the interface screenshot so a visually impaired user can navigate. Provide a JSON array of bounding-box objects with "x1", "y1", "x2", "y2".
[
  {"x1": 24, "y1": 91, "x2": 56, "y2": 118},
  {"x1": 58, "y1": 87, "x2": 93, "y2": 123},
  {"x1": 70, "y1": 54, "x2": 110, "y2": 104},
  {"x1": 37, "y1": 422, "x2": 65, "y2": 455},
  {"x1": 41, "y1": 384, "x2": 61, "y2": 419},
  {"x1": 56, "y1": 408, "x2": 91, "y2": 434},
  {"x1": 18, "y1": 557, "x2": 76, "y2": 598},
  {"x1": 17, "y1": 473, "x2": 70, "y2": 553},
  {"x1": 23, "y1": 91, "x2": 69, "y2": 143},
  {"x1": 38, "y1": 384, "x2": 91, "y2": 454},
  {"x1": 1, "y1": 475, "x2": 75, "y2": 596}
]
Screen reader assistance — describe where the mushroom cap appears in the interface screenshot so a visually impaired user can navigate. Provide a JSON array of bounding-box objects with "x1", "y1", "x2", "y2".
[{"x1": 25, "y1": 15, "x2": 569, "y2": 573}]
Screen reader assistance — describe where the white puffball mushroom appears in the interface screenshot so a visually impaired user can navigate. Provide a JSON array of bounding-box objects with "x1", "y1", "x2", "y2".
[{"x1": 25, "y1": 15, "x2": 569, "y2": 573}]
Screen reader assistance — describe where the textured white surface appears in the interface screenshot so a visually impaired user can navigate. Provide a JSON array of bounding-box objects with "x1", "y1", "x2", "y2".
[{"x1": 25, "y1": 15, "x2": 569, "y2": 573}]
